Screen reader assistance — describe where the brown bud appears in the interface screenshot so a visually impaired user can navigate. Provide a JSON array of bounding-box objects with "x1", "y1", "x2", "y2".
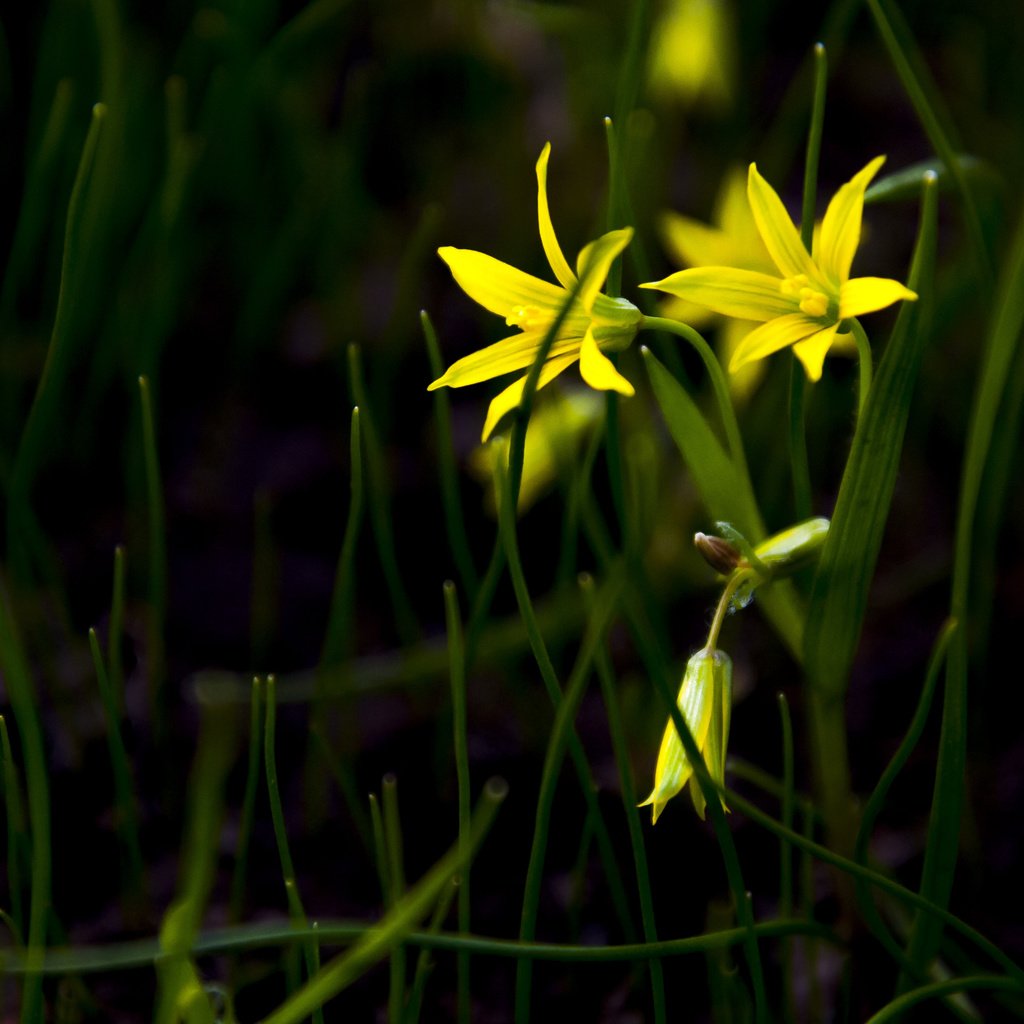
[{"x1": 694, "y1": 532, "x2": 741, "y2": 575}]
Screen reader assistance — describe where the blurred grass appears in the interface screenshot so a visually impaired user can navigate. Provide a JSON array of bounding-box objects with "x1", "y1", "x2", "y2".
[{"x1": 0, "y1": 0, "x2": 1023, "y2": 1020}]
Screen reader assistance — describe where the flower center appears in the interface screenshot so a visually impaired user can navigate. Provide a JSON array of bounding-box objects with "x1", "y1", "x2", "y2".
[
  {"x1": 506, "y1": 304, "x2": 547, "y2": 330},
  {"x1": 781, "y1": 275, "x2": 832, "y2": 320}
]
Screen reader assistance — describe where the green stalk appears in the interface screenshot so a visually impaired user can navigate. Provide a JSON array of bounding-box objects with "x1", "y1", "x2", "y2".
[
  {"x1": 229, "y1": 679, "x2": 265, "y2": 927},
  {"x1": 382, "y1": 776, "x2": 407, "y2": 1024},
  {"x1": 138, "y1": 375, "x2": 167, "y2": 736},
  {"x1": 510, "y1": 566, "x2": 627, "y2": 1024},
  {"x1": 258, "y1": 780, "x2": 507, "y2": 1024},
  {"x1": 639, "y1": 316, "x2": 748, "y2": 473},
  {"x1": 443, "y1": 581, "x2": 472, "y2": 1024},
  {"x1": 902, "y1": 162, "x2": 1024, "y2": 989},
  {"x1": 0, "y1": 584, "x2": 52, "y2": 1023},
  {"x1": 778, "y1": 693, "x2": 795, "y2": 1020},
  {"x1": 88, "y1": 628, "x2": 145, "y2": 918},
  {"x1": 346, "y1": 345, "x2": 419, "y2": 646},
  {"x1": 422, "y1": 313, "x2": 479, "y2": 601},
  {"x1": 848, "y1": 318, "x2": 874, "y2": 421},
  {"x1": 264, "y1": 677, "x2": 324, "y2": 1024},
  {"x1": 0, "y1": 716, "x2": 27, "y2": 942},
  {"x1": 789, "y1": 42, "x2": 828, "y2": 523},
  {"x1": 588, "y1": 579, "x2": 666, "y2": 1024},
  {"x1": 108, "y1": 546, "x2": 126, "y2": 716}
]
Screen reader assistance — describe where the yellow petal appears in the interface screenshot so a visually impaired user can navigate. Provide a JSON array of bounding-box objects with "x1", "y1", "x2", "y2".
[
  {"x1": 480, "y1": 353, "x2": 578, "y2": 441},
  {"x1": 438, "y1": 246, "x2": 569, "y2": 321},
  {"x1": 575, "y1": 227, "x2": 634, "y2": 311},
  {"x1": 428, "y1": 329, "x2": 583, "y2": 391},
  {"x1": 728, "y1": 312, "x2": 817, "y2": 373},
  {"x1": 813, "y1": 156, "x2": 885, "y2": 285},
  {"x1": 747, "y1": 163, "x2": 818, "y2": 281},
  {"x1": 642, "y1": 266, "x2": 795, "y2": 321},
  {"x1": 579, "y1": 328, "x2": 634, "y2": 395},
  {"x1": 721, "y1": 317, "x2": 765, "y2": 403},
  {"x1": 536, "y1": 143, "x2": 577, "y2": 290},
  {"x1": 639, "y1": 650, "x2": 716, "y2": 824},
  {"x1": 660, "y1": 211, "x2": 737, "y2": 268},
  {"x1": 839, "y1": 276, "x2": 918, "y2": 319},
  {"x1": 792, "y1": 323, "x2": 840, "y2": 381}
]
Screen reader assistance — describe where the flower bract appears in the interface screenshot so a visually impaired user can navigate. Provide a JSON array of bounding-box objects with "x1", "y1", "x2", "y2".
[
  {"x1": 642, "y1": 158, "x2": 917, "y2": 381},
  {"x1": 641, "y1": 647, "x2": 733, "y2": 822},
  {"x1": 428, "y1": 144, "x2": 642, "y2": 440}
]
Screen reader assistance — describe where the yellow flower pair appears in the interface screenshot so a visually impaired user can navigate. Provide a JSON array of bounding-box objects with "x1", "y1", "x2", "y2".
[{"x1": 428, "y1": 145, "x2": 917, "y2": 429}]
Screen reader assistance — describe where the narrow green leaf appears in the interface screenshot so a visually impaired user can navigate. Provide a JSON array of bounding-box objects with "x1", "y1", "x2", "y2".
[
  {"x1": 865, "y1": 155, "x2": 993, "y2": 205},
  {"x1": 259, "y1": 779, "x2": 507, "y2": 1024},
  {"x1": 804, "y1": 174, "x2": 937, "y2": 697},
  {"x1": 643, "y1": 348, "x2": 804, "y2": 660},
  {"x1": 904, "y1": 167, "x2": 1024, "y2": 987}
]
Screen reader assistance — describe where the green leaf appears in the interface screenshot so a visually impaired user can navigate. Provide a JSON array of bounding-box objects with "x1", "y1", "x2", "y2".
[
  {"x1": 643, "y1": 348, "x2": 804, "y2": 661},
  {"x1": 804, "y1": 174, "x2": 938, "y2": 700}
]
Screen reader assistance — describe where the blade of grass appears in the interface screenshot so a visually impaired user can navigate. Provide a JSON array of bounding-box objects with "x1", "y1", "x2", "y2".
[
  {"x1": 382, "y1": 775, "x2": 407, "y2": 1024},
  {"x1": 264, "y1": 676, "x2": 324, "y2": 1023},
  {"x1": 7, "y1": 102, "x2": 106, "y2": 585},
  {"x1": 0, "y1": 716, "x2": 28, "y2": 942},
  {"x1": 423, "y1": 314, "x2": 479, "y2": 601},
  {"x1": 346, "y1": 344, "x2": 419, "y2": 646},
  {"x1": 854, "y1": 620, "x2": 955, "y2": 970},
  {"x1": 0, "y1": 583, "x2": 52, "y2": 1023},
  {"x1": 778, "y1": 693, "x2": 796, "y2": 1020},
  {"x1": 229, "y1": 679, "x2": 265, "y2": 928},
  {"x1": 404, "y1": 878, "x2": 460, "y2": 1024},
  {"x1": 442, "y1": 581, "x2": 472, "y2": 1024},
  {"x1": 902, "y1": 170, "x2": 1024, "y2": 989},
  {"x1": 154, "y1": 688, "x2": 240, "y2": 1024},
  {"x1": 865, "y1": 0, "x2": 992, "y2": 294},
  {"x1": 587, "y1": 576, "x2": 666, "y2": 1024},
  {"x1": 88, "y1": 628, "x2": 145, "y2": 920},
  {"x1": 509, "y1": 564, "x2": 627, "y2": 1024},
  {"x1": 108, "y1": 545, "x2": 126, "y2": 716},
  {"x1": 803, "y1": 174, "x2": 937, "y2": 871},
  {"x1": 258, "y1": 779, "x2": 508, "y2": 1024}
]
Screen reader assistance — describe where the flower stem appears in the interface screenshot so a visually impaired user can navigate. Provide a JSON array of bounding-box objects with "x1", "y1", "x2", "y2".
[
  {"x1": 849, "y1": 318, "x2": 874, "y2": 421},
  {"x1": 705, "y1": 570, "x2": 753, "y2": 651},
  {"x1": 639, "y1": 316, "x2": 748, "y2": 476}
]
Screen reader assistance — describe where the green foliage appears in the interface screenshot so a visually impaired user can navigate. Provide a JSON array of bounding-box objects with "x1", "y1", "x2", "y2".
[{"x1": 1, "y1": 0, "x2": 1023, "y2": 1020}]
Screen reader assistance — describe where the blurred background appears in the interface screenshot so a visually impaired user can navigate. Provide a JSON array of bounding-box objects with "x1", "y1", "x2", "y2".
[{"x1": 1, "y1": 0, "x2": 1023, "y2": 1019}]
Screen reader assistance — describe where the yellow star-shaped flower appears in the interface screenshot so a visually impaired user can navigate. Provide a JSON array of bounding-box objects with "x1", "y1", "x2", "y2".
[
  {"x1": 642, "y1": 158, "x2": 917, "y2": 381},
  {"x1": 429, "y1": 144, "x2": 642, "y2": 440}
]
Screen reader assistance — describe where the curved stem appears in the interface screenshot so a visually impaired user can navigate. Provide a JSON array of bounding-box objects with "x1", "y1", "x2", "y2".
[
  {"x1": 705, "y1": 569, "x2": 754, "y2": 651},
  {"x1": 639, "y1": 316, "x2": 748, "y2": 475},
  {"x1": 848, "y1": 318, "x2": 874, "y2": 421}
]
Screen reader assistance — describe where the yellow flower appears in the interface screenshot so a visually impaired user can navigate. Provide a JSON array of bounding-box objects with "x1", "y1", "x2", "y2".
[
  {"x1": 469, "y1": 388, "x2": 603, "y2": 515},
  {"x1": 647, "y1": 0, "x2": 735, "y2": 110},
  {"x1": 658, "y1": 168, "x2": 774, "y2": 400},
  {"x1": 641, "y1": 647, "x2": 732, "y2": 823},
  {"x1": 429, "y1": 144, "x2": 642, "y2": 440},
  {"x1": 642, "y1": 158, "x2": 918, "y2": 381}
]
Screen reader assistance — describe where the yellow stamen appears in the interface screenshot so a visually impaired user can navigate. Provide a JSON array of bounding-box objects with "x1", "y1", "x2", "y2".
[{"x1": 798, "y1": 287, "x2": 829, "y2": 318}]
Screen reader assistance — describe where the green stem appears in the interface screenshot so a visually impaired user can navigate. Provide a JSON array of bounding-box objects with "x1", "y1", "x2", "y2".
[
  {"x1": 639, "y1": 316, "x2": 748, "y2": 474},
  {"x1": 588, "y1": 579, "x2": 666, "y2": 1024},
  {"x1": 443, "y1": 582, "x2": 472, "y2": 1024},
  {"x1": 778, "y1": 693, "x2": 796, "y2": 1021},
  {"x1": 848, "y1": 318, "x2": 874, "y2": 422}
]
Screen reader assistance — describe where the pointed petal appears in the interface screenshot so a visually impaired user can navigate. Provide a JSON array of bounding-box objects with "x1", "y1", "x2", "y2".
[
  {"x1": 579, "y1": 328, "x2": 634, "y2": 395},
  {"x1": 721, "y1": 318, "x2": 765, "y2": 403},
  {"x1": 815, "y1": 156, "x2": 886, "y2": 284},
  {"x1": 575, "y1": 227, "x2": 633, "y2": 311},
  {"x1": 747, "y1": 163, "x2": 817, "y2": 280},
  {"x1": 639, "y1": 650, "x2": 716, "y2": 823},
  {"x1": 839, "y1": 276, "x2": 918, "y2": 319},
  {"x1": 792, "y1": 323, "x2": 841, "y2": 381},
  {"x1": 428, "y1": 329, "x2": 583, "y2": 391},
  {"x1": 642, "y1": 266, "x2": 795, "y2": 321},
  {"x1": 438, "y1": 246, "x2": 568, "y2": 320},
  {"x1": 480, "y1": 354, "x2": 578, "y2": 441},
  {"x1": 728, "y1": 312, "x2": 817, "y2": 373},
  {"x1": 536, "y1": 143, "x2": 577, "y2": 290}
]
